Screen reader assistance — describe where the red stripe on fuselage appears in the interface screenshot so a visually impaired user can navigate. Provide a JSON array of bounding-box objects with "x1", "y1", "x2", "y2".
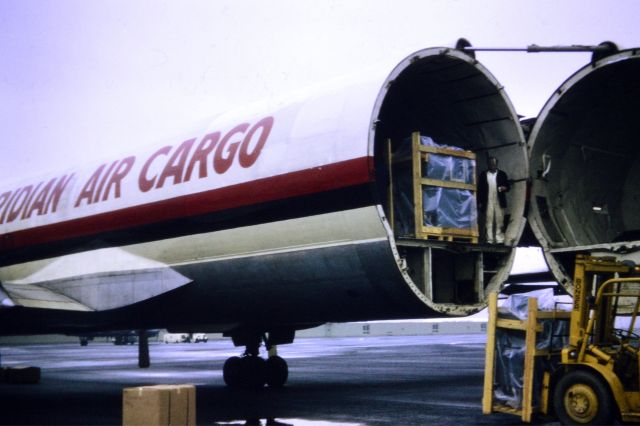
[{"x1": 0, "y1": 157, "x2": 374, "y2": 255}]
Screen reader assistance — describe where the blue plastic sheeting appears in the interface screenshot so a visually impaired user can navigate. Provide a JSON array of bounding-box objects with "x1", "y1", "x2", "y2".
[
  {"x1": 421, "y1": 136, "x2": 475, "y2": 185},
  {"x1": 422, "y1": 187, "x2": 477, "y2": 228},
  {"x1": 393, "y1": 171, "x2": 415, "y2": 236},
  {"x1": 423, "y1": 153, "x2": 474, "y2": 184},
  {"x1": 392, "y1": 135, "x2": 477, "y2": 235},
  {"x1": 493, "y1": 290, "x2": 570, "y2": 409},
  {"x1": 420, "y1": 136, "x2": 477, "y2": 229},
  {"x1": 493, "y1": 321, "x2": 569, "y2": 409},
  {"x1": 420, "y1": 135, "x2": 461, "y2": 151}
]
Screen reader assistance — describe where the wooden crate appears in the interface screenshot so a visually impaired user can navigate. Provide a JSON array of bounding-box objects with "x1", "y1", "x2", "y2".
[
  {"x1": 482, "y1": 293, "x2": 570, "y2": 423},
  {"x1": 410, "y1": 132, "x2": 478, "y2": 243}
]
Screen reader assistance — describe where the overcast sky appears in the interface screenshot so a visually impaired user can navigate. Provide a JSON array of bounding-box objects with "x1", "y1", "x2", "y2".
[{"x1": 1, "y1": 0, "x2": 638, "y2": 182}]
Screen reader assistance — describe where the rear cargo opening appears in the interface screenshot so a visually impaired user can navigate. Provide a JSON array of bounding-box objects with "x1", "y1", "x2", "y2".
[
  {"x1": 528, "y1": 49, "x2": 640, "y2": 288},
  {"x1": 371, "y1": 48, "x2": 528, "y2": 311}
]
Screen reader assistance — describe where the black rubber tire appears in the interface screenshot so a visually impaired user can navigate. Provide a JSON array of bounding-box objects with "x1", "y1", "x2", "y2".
[
  {"x1": 265, "y1": 356, "x2": 288, "y2": 388},
  {"x1": 240, "y1": 356, "x2": 267, "y2": 389},
  {"x1": 553, "y1": 370, "x2": 615, "y2": 425},
  {"x1": 223, "y1": 356, "x2": 242, "y2": 389}
]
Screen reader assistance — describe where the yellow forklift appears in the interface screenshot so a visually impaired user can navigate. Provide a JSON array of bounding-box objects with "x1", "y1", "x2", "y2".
[{"x1": 483, "y1": 255, "x2": 640, "y2": 424}]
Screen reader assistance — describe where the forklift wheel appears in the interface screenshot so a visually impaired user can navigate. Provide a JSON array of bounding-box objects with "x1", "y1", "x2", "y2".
[{"x1": 554, "y1": 370, "x2": 615, "y2": 425}]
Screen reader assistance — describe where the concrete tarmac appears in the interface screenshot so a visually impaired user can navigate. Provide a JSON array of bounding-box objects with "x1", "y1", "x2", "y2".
[{"x1": 0, "y1": 335, "x2": 558, "y2": 425}]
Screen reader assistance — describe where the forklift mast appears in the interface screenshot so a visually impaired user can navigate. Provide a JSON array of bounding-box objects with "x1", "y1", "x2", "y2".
[{"x1": 569, "y1": 255, "x2": 630, "y2": 349}]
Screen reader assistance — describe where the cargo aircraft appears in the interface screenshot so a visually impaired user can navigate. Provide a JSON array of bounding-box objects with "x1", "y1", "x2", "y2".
[{"x1": 1, "y1": 40, "x2": 637, "y2": 388}]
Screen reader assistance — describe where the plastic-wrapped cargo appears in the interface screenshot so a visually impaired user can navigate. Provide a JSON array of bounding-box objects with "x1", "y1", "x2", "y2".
[
  {"x1": 392, "y1": 169, "x2": 415, "y2": 236},
  {"x1": 500, "y1": 288, "x2": 573, "y2": 321},
  {"x1": 492, "y1": 290, "x2": 570, "y2": 409},
  {"x1": 392, "y1": 135, "x2": 477, "y2": 234},
  {"x1": 422, "y1": 187, "x2": 476, "y2": 228},
  {"x1": 420, "y1": 136, "x2": 477, "y2": 229},
  {"x1": 421, "y1": 136, "x2": 475, "y2": 185}
]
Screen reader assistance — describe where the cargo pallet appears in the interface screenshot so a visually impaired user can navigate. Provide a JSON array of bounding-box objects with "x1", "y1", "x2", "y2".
[{"x1": 418, "y1": 227, "x2": 478, "y2": 243}]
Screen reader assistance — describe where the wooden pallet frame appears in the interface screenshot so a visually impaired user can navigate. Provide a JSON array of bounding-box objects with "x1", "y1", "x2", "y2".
[
  {"x1": 482, "y1": 293, "x2": 571, "y2": 423},
  {"x1": 410, "y1": 132, "x2": 478, "y2": 242}
]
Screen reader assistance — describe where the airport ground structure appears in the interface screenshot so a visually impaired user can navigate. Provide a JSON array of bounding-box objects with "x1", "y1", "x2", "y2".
[{"x1": 0, "y1": 318, "x2": 486, "y2": 345}]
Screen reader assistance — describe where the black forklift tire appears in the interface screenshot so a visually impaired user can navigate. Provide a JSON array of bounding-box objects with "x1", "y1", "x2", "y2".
[{"x1": 553, "y1": 370, "x2": 615, "y2": 425}]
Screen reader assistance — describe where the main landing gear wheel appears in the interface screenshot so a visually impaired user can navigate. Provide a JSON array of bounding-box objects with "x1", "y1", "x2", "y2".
[
  {"x1": 265, "y1": 355, "x2": 288, "y2": 388},
  {"x1": 553, "y1": 370, "x2": 615, "y2": 425},
  {"x1": 223, "y1": 355, "x2": 288, "y2": 389},
  {"x1": 222, "y1": 356, "x2": 242, "y2": 389},
  {"x1": 223, "y1": 332, "x2": 291, "y2": 389},
  {"x1": 242, "y1": 356, "x2": 267, "y2": 389}
]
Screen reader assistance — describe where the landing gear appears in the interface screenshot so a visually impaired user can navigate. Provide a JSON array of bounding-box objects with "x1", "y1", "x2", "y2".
[
  {"x1": 265, "y1": 355, "x2": 288, "y2": 388},
  {"x1": 223, "y1": 355, "x2": 268, "y2": 389},
  {"x1": 222, "y1": 333, "x2": 290, "y2": 389}
]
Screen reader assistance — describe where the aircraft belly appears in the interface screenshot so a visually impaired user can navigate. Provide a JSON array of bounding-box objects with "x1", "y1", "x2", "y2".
[
  {"x1": 173, "y1": 238, "x2": 430, "y2": 326},
  {"x1": 134, "y1": 205, "x2": 434, "y2": 325}
]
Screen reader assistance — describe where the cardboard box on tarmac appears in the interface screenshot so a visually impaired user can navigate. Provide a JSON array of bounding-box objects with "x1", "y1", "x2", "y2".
[
  {"x1": 122, "y1": 384, "x2": 195, "y2": 426},
  {"x1": 4, "y1": 366, "x2": 41, "y2": 384}
]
